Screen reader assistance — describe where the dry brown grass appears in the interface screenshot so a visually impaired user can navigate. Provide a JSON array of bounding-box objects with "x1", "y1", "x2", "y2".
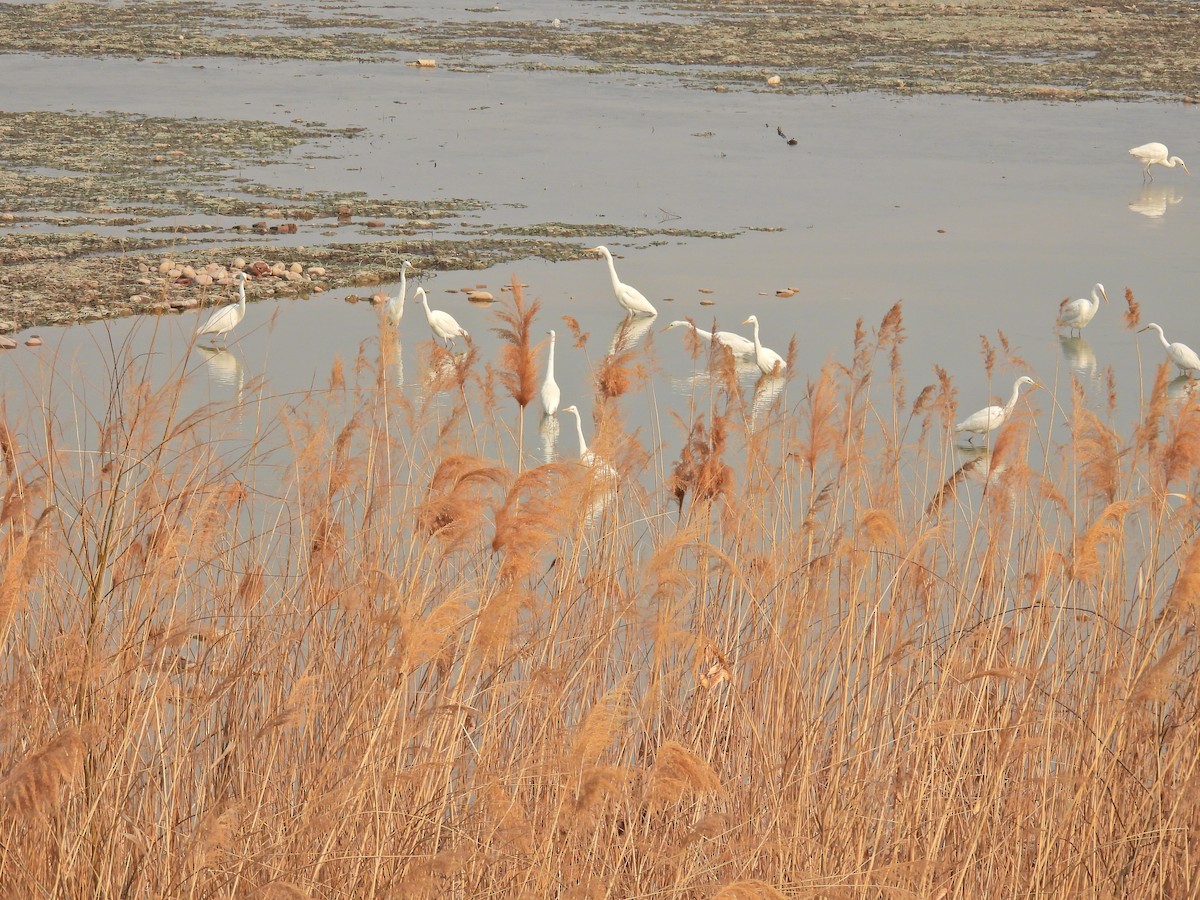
[{"x1": 0, "y1": 291, "x2": 1198, "y2": 898}]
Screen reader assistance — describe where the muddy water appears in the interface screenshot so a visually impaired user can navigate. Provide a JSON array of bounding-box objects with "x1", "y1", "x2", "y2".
[{"x1": 2, "y1": 48, "x2": 1199, "y2": 477}]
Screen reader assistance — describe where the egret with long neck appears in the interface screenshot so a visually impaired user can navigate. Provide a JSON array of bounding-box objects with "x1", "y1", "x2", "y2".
[
  {"x1": 196, "y1": 271, "x2": 248, "y2": 345},
  {"x1": 1129, "y1": 142, "x2": 1191, "y2": 181},
  {"x1": 741, "y1": 315, "x2": 787, "y2": 375},
  {"x1": 1057, "y1": 283, "x2": 1107, "y2": 334},
  {"x1": 586, "y1": 245, "x2": 657, "y2": 317},
  {"x1": 1139, "y1": 322, "x2": 1200, "y2": 376},
  {"x1": 385, "y1": 260, "x2": 413, "y2": 326},
  {"x1": 663, "y1": 320, "x2": 755, "y2": 359},
  {"x1": 954, "y1": 376, "x2": 1038, "y2": 442},
  {"x1": 541, "y1": 329, "x2": 560, "y2": 416}
]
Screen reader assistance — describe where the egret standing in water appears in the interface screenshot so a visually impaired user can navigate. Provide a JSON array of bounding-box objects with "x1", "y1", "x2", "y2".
[
  {"x1": 741, "y1": 315, "x2": 787, "y2": 375},
  {"x1": 587, "y1": 245, "x2": 657, "y2": 317},
  {"x1": 541, "y1": 329, "x2": 560, "y2": 416},
  {"x1": 196, "y1": 271, "x2": 248, "y2": 346},
  {"x1": 385, "y1": 260, "x2": 414, "y2": 326},
  {"x1": 954, "y1": 376, "x2": 1038, "y2": 443},
  {"x1": 663, "y1": 320, "x2": 756, "y2": 359},
  {"x1": 1139, "y1": 322, "x2": 1200, "y2": 376},
  {"x1": 1057, "y1": 283, "x2": 1108, "y2": 334},
  {"x1": 1129, "y1": 142, "x2": 1190, "y2": 181},
  {"x1": 414, "y1": 287, "x2": 469, "y2": 349},
  {"x1": 560, "y1": 404, "x2": 616, "y2": 479}
]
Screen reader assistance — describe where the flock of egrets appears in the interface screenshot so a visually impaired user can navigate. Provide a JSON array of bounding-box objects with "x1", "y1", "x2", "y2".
[{"x1": 194, "y1": 140, "x2": 1193, "y2": 461}]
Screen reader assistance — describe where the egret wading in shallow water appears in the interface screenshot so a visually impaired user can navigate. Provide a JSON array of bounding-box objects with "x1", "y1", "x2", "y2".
[
  {"x1": 541, "y1": 329, "x2": 560, "y2": 416},
  {"x1": 196, "y1": 271, "x2": 248, "y2": 345},
  {"x1": 385, "y1": 260, "x2": 414, "y2": 326},
  {"x1": 560, "y1": 404, "x2": 616, "y2": 479},
  {"x1": 1057, "y1": 283, "x2": 1108, "y2": 334},
  {"x1": 741, "y1": 315, "x2": 787, "y2": 375},
  {"x1": 414, "y1": 287, "x2": 469, "y2": 349},
  {"x1": 663, "y1": 320, "x2": 756, "y2": 359},
  {"x1": 1139, "y1": 322, "x2": 1200, "y2": 377},
  {"x1": 1129, "y1": 142, "x2": 1191, "y2": 181},
  {"x1": 587, "y1": 245, "x2": 657, "y2": 317},
  {"x1": 954, "y1": 376, "x2": 1038, "y2": 443}
]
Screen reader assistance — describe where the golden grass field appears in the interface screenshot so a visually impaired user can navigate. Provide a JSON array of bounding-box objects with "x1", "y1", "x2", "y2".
[{"x1": 0, "y1": 282, "x2": 1197, "y2": 898}]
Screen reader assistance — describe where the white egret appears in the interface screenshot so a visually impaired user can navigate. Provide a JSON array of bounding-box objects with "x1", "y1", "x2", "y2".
[
  {"x1": 1139, "y1": 322, "x2": 1200, "y2": 376},
  {"x1": 385, "y1": 260, "x2": 414, "y2": 326},
  {"x1": 1057, "y1": 283, "x2": 1108, "y2": 333},
  {"x1": 414, "y1": 287, "x2": 469, "y2": 349},
  {"x1": 741, "y1": 315, "x2": 787, "y2": 375},
  {"x1": 196, "y1": 271, "x2": 248, "y2": 345},
  {"x1": 663, "y1": 320, "x2": 756, "y2": 359},
  {"x1": 541, "y1": 329, "x2": 560, "y2": 416},
  {"x1": 560, "y1": 404, "x2": 616, "y2": 478},
  {"x1": 1129, "y1": 142, "x2": 1190, "y2": 181},
  {"x1": 587, "y1": 245, "x2": 657, "y2": 317},
  {"x1": 954, "y1": 376, "x2": 1038, "y2": 443}
]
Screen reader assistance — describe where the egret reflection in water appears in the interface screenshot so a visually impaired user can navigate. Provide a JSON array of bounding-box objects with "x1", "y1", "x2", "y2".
[
  {"x1": 195, "y1": 345, "x2": 245, "y2": 397},
  {"x1": 1059, "y1": 334, "x2": 1098, "y2": 380},
  {"x1": 1167, "y1": 373, "x2": 1197, "y2": 401},
  {"x1": 750, "y1": 372, "x2": 786, "y2": 433},
  {"x1": 606, "y1": 312, "x2": 657, "y2": 357},
  {"x1": 538, "y1": 413, "x2": 560, "y2": 463},
  {"x1": 1129, "y1": 183, "x2": 1183, "y2": 218}
]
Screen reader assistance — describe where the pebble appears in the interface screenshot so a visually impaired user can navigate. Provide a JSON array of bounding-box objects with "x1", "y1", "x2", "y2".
[
  {"x1": 170, "y1": 298, "x2": 200, "y2": 310},
  {"x1": 767, "y1": 75, "x2": 782, "y2": 86},
  {"x1": 0, "y1": 336, "x2": 18, "y2": 350},
  {"x1": 289, "y1": 262, "x2": 303, "y2": 274},
  {"x1": 467, "y1": 290, "x2": 494, "y2": 303},
  {"x1": 159, "y1": 259, "x2": 175, "y2": 273},
  {"x1": 194, "y1": 273, "x2": 213, "y2": 286},
  {"x1": 306, "y1": 266, "x2": 326, "y2": 277},
  {"x1": 232, "y1": 257, "x2": 247, "y2": 269},
  {"x1": 25, "y1": 336, "x2": 42, "y2": 347}
]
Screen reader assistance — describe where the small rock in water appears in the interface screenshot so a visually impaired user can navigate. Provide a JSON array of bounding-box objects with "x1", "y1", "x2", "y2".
[
  {"x1": 0, "y1": 336, "x2": 18, "y2": 350},
  {"x1": 767, "y1": 75, "x2": 782, "y2": 86},
  {"x1": 467, "y1": 290, "x2": 494, "y2": 303},
  {"x1": 25, "y1": 336, "x2": 42, "y2": 347}
]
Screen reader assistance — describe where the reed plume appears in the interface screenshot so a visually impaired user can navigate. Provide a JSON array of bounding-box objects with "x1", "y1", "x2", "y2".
[{"x1": 491, "y1": 275, "x2": 540, "y2": 467}]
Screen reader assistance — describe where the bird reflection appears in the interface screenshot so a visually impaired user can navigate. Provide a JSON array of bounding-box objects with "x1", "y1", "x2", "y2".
[
  {"x1": 1167, "y1": 373, "x2": 1197, "y2": 401},
  {"x1": 195, "y1": 346, "x2": 244, "y2": 399},
  {"x1": 606, "y1": 313, "x2": 657, "y2": 357},
  {"x1": 668, "y1": 356, "x2": 761, "y2": 394},
  {"x1": 750, "y1": 373, "x2": 785, "y2": 433},
  {"x1": 1059, "y1": 334, "x2": 1098, "y2": 380},
  {"x1": 1129, "y1": 183, "x2": 1183, "y2": 218},
  {"x1": 539, "y1": 413, "x2": 560, "y2": 463}
]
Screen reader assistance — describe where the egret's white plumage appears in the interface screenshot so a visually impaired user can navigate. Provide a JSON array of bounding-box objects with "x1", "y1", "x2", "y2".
[
  {"x1": 1139, "y1": 322, "x2": 1200, "y2": 376},
  {"x1": 1129, "y1": 142, "x2": 1190, "y2": 181},
  {"x1": 663, "y1": 319, "x2": 756, "y2": 359},
  {"x1": 541, "y1": 329, "x2": 560, "y2": 416},
  {"x1": 196, "y1": 271, "x2": 248, "y2": 344},
  {"x1": 414, "y1": 287, "x2": 469, "y2": 349},
  {"x1": 560, "y1": 404, "x2": 616, "y2": 478},
  {"x1": 954, "y1": 376, "x2": 1038, "y2": 442},
  {"x1": 587, "y1": 245, "x2": 657, "y2": 317},
  {"x1": 741, "y1": 315, "x2": 787, "y2": 375},
  {"x1": 385, "y1": 260, "x2": 413, "y2": 326},
  {"x1": 1058, "y1": 283, "x2": 1108, "y2": 333}
]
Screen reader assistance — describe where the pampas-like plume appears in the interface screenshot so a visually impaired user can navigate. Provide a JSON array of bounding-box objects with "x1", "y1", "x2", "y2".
[
  {"x1": 646, "y1": 741, "x2": 724, "y2": 806},
  {"x1": 0, "y1": 728, "x2": 86, "y2": 819},
  {"x1": 416, "y1": 455, "x2": 508, "y2": 548},
  {"x1": 1130, "y1": 638, "x2": 1188, "y2": 704},
  {"x1": 1071, "y1": 500, "x2": 1134, "y2": 585},
  {"x1": 1168, "y1": 540, "x2": 1200, "y2": 618},
  {"x1": 491, "y1": 462, "x2": 575, "y2": 580},
  {"x1": 1072, "y1": 381, "x2": 1120, "y2": 503},
  {"x1": 492, "y1": 275, "x2": 541, "y2": 463},
  {"x1": 798, "y1": 366, "x2": 839, "y2": 477},
  {"x1": 669, "y1": 414, "x2": 734, "y2": 514},
  {"x1": 1124, "y1": 286, "x2": 1141, "y2": 330},
  {"x1": 572, "y1": 674, "x2": 633, "y2": 767}
]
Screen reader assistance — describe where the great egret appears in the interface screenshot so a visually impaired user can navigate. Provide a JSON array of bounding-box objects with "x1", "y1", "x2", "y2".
[
  {"x1": 196, "y1": 271, "x2": 248, "y2": 345},
  {"x1": 560, "y1": 404, "x2": 615, "y2": 478},
  {"x1": 1057, "y1": 283, "x2": 1108, "y2": 333},
  {"x1": 741, "y1": 315, "x2": 787, "y2": 375},
  {"x1": 954, "y1": 376, "x2": 1038, "y2": 442},
  {"x1": 587, "y1": 245, "x2": 657, "y2": 317},
  {"x1": 541, "y1": 329, "x2": 560, "y2": 416},
  {"x1": 1139, "y1": 322, "x2": 1200, "y2": 376},
  {"x1": 385, "y1": 260, "x2": 414, "y2": 326},
  {"x1": 414, "y1": 287, "x2": 469, "y2": 349},
  {"x1": 663, "y1": 320, "x2": 756, "y2": 359},
  {"x1": 1129, "y1": 142, "x2": 1191, "y2": 181}
]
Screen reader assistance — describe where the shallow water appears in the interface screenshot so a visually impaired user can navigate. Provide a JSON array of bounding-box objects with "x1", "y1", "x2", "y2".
[{"x1": 2, "y1": 41, "x2": 1199, "y2": 475}]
